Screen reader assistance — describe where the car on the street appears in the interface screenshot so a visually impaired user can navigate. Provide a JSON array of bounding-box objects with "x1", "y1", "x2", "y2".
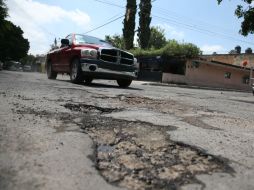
[
  {"x1": 46, "y1": 34, "x2": 138, "y2": 87},
  {"x1": 0, "y1": 61, "x2": 3, "y2": 70},
  {"x1": 23, "y1": 65, "x2": 32, "y2": 72},
  {"x1": 4, "y1": 61, "x2": 22, "y2": 71}
]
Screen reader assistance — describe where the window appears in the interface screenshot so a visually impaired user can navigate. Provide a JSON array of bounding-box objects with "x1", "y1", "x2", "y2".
[
  {"x1": 74, "y1": 34, "x2": 112, "y2": 47},
  {"x1": 163, "y1": 58, "x2": 186, "y2": 75},
  {"x1": 66, "y1": 35, "x2": 73, "y2": 45},
  {"x1": 224, "y1": 72, "x2": 231, "y2": 79}
]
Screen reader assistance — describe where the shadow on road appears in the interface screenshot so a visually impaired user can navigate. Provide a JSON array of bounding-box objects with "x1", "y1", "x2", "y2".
[{"x1": 55, "y1": 79, "x2": 143, "y2": 91}]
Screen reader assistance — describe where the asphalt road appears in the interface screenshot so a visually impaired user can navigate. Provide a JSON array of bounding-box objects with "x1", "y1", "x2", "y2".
[{"x1": 0, "y1": 71, "x2": 254, "y2": 190}]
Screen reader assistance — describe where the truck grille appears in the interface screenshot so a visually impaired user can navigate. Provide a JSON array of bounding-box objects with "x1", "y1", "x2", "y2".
[{"x1": 100, "y1": 49, "x2": 134, "y2": 65}]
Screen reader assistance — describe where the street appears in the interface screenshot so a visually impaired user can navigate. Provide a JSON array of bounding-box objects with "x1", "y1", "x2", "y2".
[{"x1": 0, "y1": 71, "x2": 254, "y2": 190}]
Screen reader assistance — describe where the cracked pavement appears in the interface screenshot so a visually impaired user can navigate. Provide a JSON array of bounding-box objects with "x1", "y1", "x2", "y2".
[{"x1": 0, "y1": 71, "x2": 254, "y2": 190}]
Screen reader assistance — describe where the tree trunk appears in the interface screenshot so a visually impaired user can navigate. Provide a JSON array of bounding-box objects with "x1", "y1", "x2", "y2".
[
  {"x1": 138, "y1": 0, "x2": 152, "y2": 49},
  {"x1": 123, "y1": 0, "x2": 137, "y2": 50}
]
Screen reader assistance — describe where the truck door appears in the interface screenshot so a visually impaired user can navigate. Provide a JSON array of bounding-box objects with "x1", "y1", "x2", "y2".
[{"x1": 58, "y1": 35, "x2": 73, "y2": 73}]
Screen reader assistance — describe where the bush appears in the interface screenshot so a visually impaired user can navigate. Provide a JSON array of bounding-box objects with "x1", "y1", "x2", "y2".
[{"x1": 131, "y1": 40, "x2": 201, "y2": 58}]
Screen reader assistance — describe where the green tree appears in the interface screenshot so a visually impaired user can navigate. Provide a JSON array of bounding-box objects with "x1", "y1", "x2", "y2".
[
  {"x1": 217, "y1": 0, "x2": 254, "y2": 36},
  {"x1": 162, "y1": 40, "x2": 201, "y2": 58},
  {"x1": 105, "y1": 34, "x2": 125, "y2": 49},
  {"x1": 131, "y1": 40, "x2": 201, "y2": 58},
  {"x1": 20, "y1": 54, "x2": 36, "y2": 66},
  {"x1": 148, "y1": 26, "x2": 167, "y2": 49},
  {"x1": 138, "y1": 0, "x2": 152, "y2": 49},
  {"x1": 0, "y1": 0, "x2": 30, "y2": 62},
  {"x1": 0, "y1": 20, "x2": 30, "y2": 61},
  {"x1": 0, "y1": 0, "x2": 8, "y2": 22},
  {"x1": 123, "y1": 0, "x2": 137, "y2": 50}
]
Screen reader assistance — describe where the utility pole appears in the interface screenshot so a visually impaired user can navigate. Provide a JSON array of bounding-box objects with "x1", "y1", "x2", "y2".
[{"x1": 250, "y1": 66, "x2": 253, "y2": 86}]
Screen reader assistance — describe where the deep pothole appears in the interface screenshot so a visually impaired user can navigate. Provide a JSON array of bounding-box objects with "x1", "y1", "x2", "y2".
[
  {"x1": 64, "y1": 103, "x2": 120, "y2": 114},
  {"x1": 81, "y1": 115, "x2": 234, "y2": 190},
  {"x1": 16, "y1": 102, "x2": 234, "y2": 189}
]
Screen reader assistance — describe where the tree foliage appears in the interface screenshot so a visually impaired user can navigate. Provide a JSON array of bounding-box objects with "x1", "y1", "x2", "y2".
[
  {"x1": 123, "y1": 0, "x2": 137, "y2": 50},
  {"x1": 0, "y1": 20, "x2": 30, "y2": 61},
  {"x1": 217, "y1": 0, "x2": 254, "y2": 36},
  {"x1": 0, "y1": 0, "x2": 30, "y2": 62},
  {"x1": 0, "y1": 0, "x2": 7, "y2": 22},
  {"x1": 131, "y1": 40, "x2": 201, "y2": 58},
  {"x1": 138, "y1": 0, "x2": 152, "y2": 49},
  {"x1": 20, "y1": 54, "x2": 36, "y2": 66},
  {"x1": 105, "y1": 34, "x2": 125, "y2": 49},
  {"x1": 148, "y1": 26, "x2": 167, "y2": 49}
]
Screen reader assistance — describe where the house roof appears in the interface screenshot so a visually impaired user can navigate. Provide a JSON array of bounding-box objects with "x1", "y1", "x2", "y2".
[{"x1": 193, "y1": 59, "x2": 252, "y2": 71}]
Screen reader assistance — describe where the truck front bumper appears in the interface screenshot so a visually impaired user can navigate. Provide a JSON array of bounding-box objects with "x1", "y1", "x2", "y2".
[{"x1": 80, "y1": 58, "x2": 138, "y2": 80}]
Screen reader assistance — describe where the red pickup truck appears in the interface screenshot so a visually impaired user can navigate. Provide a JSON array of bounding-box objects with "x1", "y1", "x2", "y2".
[{"x1": 46, "y1": 34, "x2": 138, "y2": 87}]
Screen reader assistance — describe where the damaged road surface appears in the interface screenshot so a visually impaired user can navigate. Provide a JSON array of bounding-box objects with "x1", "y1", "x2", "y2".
[{"x1": 1, "y1": 71, "x2": 254, "y2": 190}]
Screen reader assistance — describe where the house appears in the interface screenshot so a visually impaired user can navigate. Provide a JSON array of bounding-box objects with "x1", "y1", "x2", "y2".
[
  {"x1": 137, "y1": 56, "x2": 163, "y2": 82},
  {"x1": 201, "y1": 53, "x2": 254, "y2": 69},
  {"x1": 162, "y1": 54, "x2": 254, "y2": 91}
]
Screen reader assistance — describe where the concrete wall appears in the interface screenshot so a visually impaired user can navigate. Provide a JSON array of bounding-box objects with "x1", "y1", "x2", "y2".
[{"x1": 162, "y1": 60, "x2": 252, "y2": 91}]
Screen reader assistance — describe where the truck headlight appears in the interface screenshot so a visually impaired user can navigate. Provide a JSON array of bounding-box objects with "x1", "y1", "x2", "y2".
[
  {"x1": 134, "y1": 58, "x2": 139, "y2": 69},
  {"x1": 81, "y1": 49, "x2": 98, "y2": 59}
]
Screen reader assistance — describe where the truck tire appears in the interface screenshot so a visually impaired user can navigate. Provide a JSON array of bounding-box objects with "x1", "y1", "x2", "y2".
[
  {"x1": 47, "y1": 62, "x2": 57, "y2": 79},
  {"x1": 117, "y1": 79, "x2": 132, "y2": 88},
  {"x1": 70, "y1": 59, "x2": 84, "y2": 84}
]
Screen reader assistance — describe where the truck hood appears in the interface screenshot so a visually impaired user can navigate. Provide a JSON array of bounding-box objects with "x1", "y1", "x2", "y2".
[{"x1": 74, "y1": 43, "x2": 114, "y2": 50}]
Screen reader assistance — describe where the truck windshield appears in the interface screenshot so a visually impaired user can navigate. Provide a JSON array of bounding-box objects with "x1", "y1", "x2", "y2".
[{"x1": 75, "y1": 34, "x2": 112, "y2": 47}]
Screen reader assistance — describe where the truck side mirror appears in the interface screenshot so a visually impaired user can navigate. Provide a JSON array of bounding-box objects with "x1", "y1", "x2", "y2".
[{"x1": 61, "y1": 39, "x2": 70, "y2": 46}]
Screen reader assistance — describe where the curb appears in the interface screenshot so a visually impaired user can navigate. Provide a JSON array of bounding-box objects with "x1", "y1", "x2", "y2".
[{"x1": 140, "y1": 82, "x2": 252, "y2": 93}]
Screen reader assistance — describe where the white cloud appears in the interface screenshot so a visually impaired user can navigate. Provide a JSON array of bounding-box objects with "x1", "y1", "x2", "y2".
[
  {"x1": 6, "y1": 0, "x2": 91, "y2": 55},
  {"x1": 201, "y1": 45, "x2": 224, "y2": 54},
  {"x1": 157, "y1": 23, "x2": 185, "y2": 40}
]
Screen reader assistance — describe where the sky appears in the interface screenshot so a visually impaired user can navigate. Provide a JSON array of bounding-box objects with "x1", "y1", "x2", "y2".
[{"x1": 5, "y1": 0, "x2": 254, "y2": 55}]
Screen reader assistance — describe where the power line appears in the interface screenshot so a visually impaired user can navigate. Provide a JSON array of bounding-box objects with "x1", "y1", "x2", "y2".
[
  {"x1": 153, "y1": 5, "x2": 235, "y2": 35},
  {"x1": 84, "y1": 15, "x2": 125, "y2": 34},
  {"x1": 153, "y1": 14, "x2": 254, "y2": 46},
  {"x1": 91, "y1": 0, "x2": 253, "y2": 46},
  {"x1": 86, "y1": 0, "x2": 157, "y2": 34},
  {"x1": 93, "y1": 0, "x2": 125, "y2": 8}
]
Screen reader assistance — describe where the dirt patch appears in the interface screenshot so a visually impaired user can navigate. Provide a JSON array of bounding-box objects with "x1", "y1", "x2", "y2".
[
  {"x1": 183, "y1": 116, "x2": 221, "y2": 131},
  {"x1": 94, "y1": 95, "x2": 223, "y2": 116},
  {"x1": 81, "y1": 115, "x2": 233, "y2": 190}
]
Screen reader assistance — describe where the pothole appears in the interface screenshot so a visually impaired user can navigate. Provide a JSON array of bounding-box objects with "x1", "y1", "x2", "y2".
[
  {"x1": 81, "y1": 115, "x2": 234, "y2": 190},
  {"x1": 15, "y1": 101, "x2": 234, "y2": 189},
  {"x1": 64, "y1": 103, "x2": 120, "y2": 114}
]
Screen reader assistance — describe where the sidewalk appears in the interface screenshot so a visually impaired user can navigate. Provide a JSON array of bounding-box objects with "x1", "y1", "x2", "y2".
[{"x1": 136, "y1": 80, "x2": 253, "y2": 93}]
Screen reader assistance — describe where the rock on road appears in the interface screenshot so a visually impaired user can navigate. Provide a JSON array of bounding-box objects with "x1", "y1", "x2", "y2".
[{"x1": 0, "y1": 71, "x2": 254, "y2": 190}]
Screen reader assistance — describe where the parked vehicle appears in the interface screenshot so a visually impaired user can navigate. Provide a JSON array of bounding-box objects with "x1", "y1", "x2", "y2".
[
  {"x1": 0, "y1": 61, "x2": 3, "y2": 70},
  {"x1": 4, "y1": 61, "x2": 22, "y2": 71},
  {"x1": 23, "y1": 65, "x2": 32, "y2": 72},
  {"x1": 46, "y1": 34, "x2": 138, "y2": 87},
  {"x1": 252, "y1": 83, "x2": 254, "y2": 96}
]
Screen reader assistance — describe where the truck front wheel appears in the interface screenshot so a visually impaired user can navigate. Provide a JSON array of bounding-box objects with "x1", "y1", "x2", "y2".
[
  {"x1": 117, "y1": 79, "x2": 132, "y2": 88},
  {"x1": 47, "y1": 62, "x2": 57, "y2": 79},
  {"x1": 70, "y1": 59, "x2": 84, "y2": 84}
]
